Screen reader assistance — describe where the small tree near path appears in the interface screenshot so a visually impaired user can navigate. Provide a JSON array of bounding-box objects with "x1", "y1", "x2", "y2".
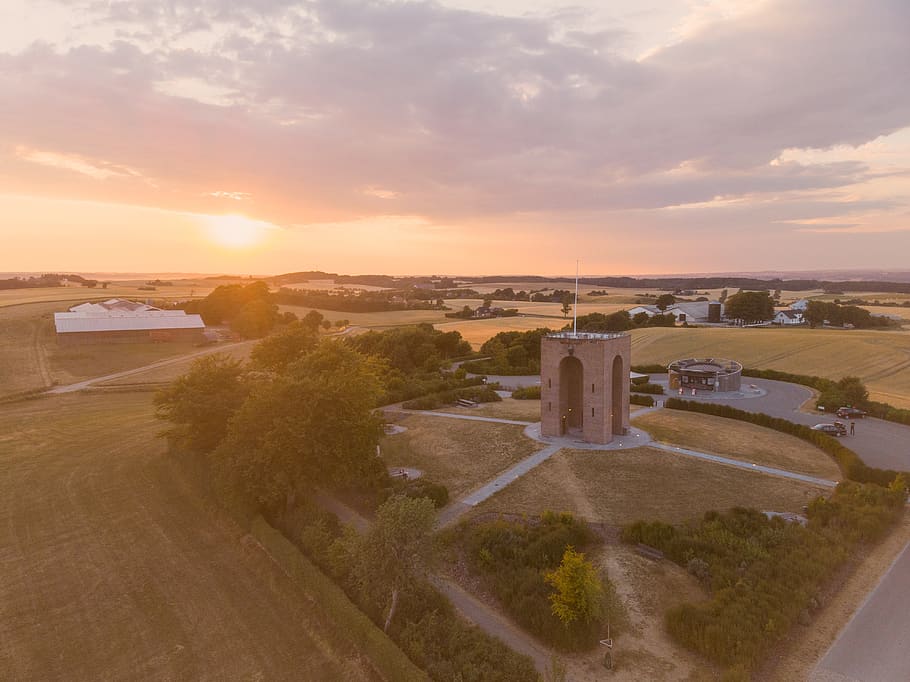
[{"x1": 545, "y1": 546, "x2": 604, "y2": 626}]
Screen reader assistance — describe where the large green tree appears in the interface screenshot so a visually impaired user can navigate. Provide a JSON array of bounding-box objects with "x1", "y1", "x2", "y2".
[
  {"x1": 250, "y1": 320, "x2": 319, "y2": 372},
  {"x1": 724, "y1": 291, "x2": 774, "y2": 323},
  {"x1": 214, "y1": 341, "x2": 385, "y2": 509},
  {"x1": 154, "y1": 354, "x2": 250, "y2": 454},
  {"x1": 343, "y1": 495, "x2": 437, "y2": 632}
]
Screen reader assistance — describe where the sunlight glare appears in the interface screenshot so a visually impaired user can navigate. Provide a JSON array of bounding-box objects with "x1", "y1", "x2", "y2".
[{"x1": 202, "y1": 214, "x2": 273, "y2": 248}]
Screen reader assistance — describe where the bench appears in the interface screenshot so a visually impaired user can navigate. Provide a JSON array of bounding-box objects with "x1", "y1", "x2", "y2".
[
  {"x1": 635, "y1": 543, "x2": 664, "y2": 561},
  {"x1": 456, "y1": 398, "x2": 478, "y2": 408}
]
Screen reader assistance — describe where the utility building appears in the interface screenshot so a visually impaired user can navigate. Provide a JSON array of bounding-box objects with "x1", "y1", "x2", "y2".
[{"x1": 540, "y1": 332, "x2": 631, "y2": 444}]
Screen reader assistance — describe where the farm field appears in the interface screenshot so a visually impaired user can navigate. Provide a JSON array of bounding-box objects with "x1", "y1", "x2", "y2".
[
  {"x1": 0, "y1": 302, "x2": 54, "y2": 397},
  {"x1": 0, "y1": 283, "x2": 211, "y2": 308},
  {"x1": 469, "y1": 447, "x2": 827, "y2": 526},
  {"x1": 379, "y1": 414, "x2": 538, "y2": 498},
  {"x1": 629, "y1": 326, "x2": 910, "y2": 408},
  {"x1": 632, "y1": 410, "x2": 841, "y2": 479},
  {"x1": 278, "y1": 303, "x2": 464, "y2": 328},
  {"x1": 0, "y1": 391, "x2": 381, "y2": 680},
  {"x1": 97, "y1": 342, "x2": 256, "y2": 387}
]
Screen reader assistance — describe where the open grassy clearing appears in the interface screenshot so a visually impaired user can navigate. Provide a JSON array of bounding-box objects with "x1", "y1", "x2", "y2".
[
  {"x1": 278, "y1": 303, "x2": 462, "y2": 327},
  {"x1": 630, "y1": 326, "x2": 910, "y2": 408},
  {"x1": 97, "y1": 342, "x2": 256, "y2": 387},
  {"x1": 469, "y1": 447, "x2": 827, "y2": 526},
  {"x1": 0, "y1": 303, "x2": 54, "y2": 397},
  {"x1": 434, "y1": 398, "x2": 541, "y2": 422},
  {"x1": 379, "y1": 414, "x2": 538, "y2": 498},
  {"x1": 0, "y1": 391, "x2": 382, "y2": 680},
  {"x1": 632, "y1": 410, "x2": 841, "y2": 479}
]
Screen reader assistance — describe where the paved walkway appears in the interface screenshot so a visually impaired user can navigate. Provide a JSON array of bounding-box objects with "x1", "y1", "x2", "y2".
[
  {"x1": 648, "y1": 442, "x2": 838, "y2": 488},
  {"x1": 404, "y1": 411, "x2": 533, "y2": 426},
  {"x1": 47, "y1": 341, "x2": 253, "y2": 394}
]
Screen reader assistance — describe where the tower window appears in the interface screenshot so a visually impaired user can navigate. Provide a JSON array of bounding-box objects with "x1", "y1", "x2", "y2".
[
  {"x1": 591, "y1": 383, "x2": 595, "y2": 393},
  {"x1": 548, "y1": 378, "x2": 551, "y2": 389},
  {"x1": 591, "y1": 407, "x2": 594, "y2": 418},
  {"x1": 548, "y1": 402, "x2": 552, "y2": 411}
]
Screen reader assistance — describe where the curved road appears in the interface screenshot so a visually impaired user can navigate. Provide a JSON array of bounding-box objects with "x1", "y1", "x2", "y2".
[{"x1": 650, "y1": 375, "x2": 910, "y2": 473}]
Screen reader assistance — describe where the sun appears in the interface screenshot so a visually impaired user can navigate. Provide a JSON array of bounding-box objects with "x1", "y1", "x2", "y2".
[{"x1": 202, "y1": 214, "x2": 272, "y2": 248}]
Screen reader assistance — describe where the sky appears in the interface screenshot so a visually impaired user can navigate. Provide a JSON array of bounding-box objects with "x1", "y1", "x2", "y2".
[{"x1": 1, "y1": 0, "x2": 909, "y2": 276}]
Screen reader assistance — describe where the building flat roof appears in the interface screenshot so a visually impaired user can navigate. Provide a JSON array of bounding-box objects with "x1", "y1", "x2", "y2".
[{"x1": 54, "y1": 310, "x2": 205, "y2": 334}]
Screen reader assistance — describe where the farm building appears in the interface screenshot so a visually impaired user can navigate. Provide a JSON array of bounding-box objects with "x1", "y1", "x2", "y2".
[
  {"x1": 54, "y1": 301, "x2": 205, "y2": 346},
  {"x1": 774, "y1": 310, "x2": 804, "y2": 325}
]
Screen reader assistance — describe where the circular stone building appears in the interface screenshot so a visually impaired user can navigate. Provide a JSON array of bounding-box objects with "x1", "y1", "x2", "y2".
[{"x1": 668, "y1": 358, "x2": 742, "y2": 393}]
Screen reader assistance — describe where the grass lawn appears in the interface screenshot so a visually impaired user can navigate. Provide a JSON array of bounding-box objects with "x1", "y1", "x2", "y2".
[
  {"x1": 629, "y1": 326, "x2": 910, "y2": 408},
  {"x1": 379, "y1": 414, "x2": 539, "y2": 498},
  {"x1": 632, "y1": 410, "x2": 841, "y2": 479},
  {"x1": 435, "y1": 398, "x2": 541, "y2": 422},
  {"x1": 0, "y1": 391, "x2": 380, "y2": 680},
  {"x1": 469, "y1": 447, "x2": 827, "y2": 526}
]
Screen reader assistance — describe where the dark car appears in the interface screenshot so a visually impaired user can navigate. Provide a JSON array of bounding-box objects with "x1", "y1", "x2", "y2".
[
  {"x1": 812, "y1": 423, "x2": 846, "y2": 437},
  {"x1": 836, "y1": 407, "x2": 867, "y2": 419}
]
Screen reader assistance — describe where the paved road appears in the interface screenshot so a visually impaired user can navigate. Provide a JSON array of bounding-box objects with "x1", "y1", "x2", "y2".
[
  {"x1": 47, "y1": 341, "x2": 253, "y2": 394},
  {"x1": 811, "y1": 541, "x2": 910, "y2": 682},
  {"x1": 652, "y1": 375, "x2": 910, "y2": 472}
]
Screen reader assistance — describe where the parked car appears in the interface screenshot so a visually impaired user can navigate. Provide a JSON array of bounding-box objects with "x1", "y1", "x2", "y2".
[
  {"x1": 812, "y1": 423, "x2": 846, "y2": 437},
  {"x1": 836, "y1": 407, "x2": 867, "y2": 419}
]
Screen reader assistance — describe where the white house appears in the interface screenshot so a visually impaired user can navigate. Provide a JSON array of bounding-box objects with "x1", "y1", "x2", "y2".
[
  {"x1": 774, "y1": 310, "x2": 804, "y2": 325},
  {"x1": 627, "y1": 305, "x2": 661, "y2": 317}
]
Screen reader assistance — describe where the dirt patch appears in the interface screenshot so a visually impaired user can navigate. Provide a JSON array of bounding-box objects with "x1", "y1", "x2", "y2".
[
  {"x1": 470, "y1": 447, "x2": 828, "y2": 526},
  {"x1": 379, "y1": 414, "x2": 539, "y2": 498},
  {"x1": 633, "y1": 410, "x2": 840, "y2": 479}
]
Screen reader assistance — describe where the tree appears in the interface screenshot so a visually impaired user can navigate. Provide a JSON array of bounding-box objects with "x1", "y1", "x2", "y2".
[
  {"x1": 545, "y1": 546, "x2": 604, "y2": 626},
  {"x1": 213, "y1": 341, "x2": 385, "y2": 509},
  {"x1": 655, "y1": 293, "x2": 676, "y2": 311},
  {"x1": 483, "y1": 297, "x2": 493, "y2": 308},
  {"x1": 154, "y1": 354, "x2": 249, "y2": 454},
  {"x1": 321, "y1": 319, "x2": 332, "y2": 331},
  {"x1": 561, "y1": 292, "x2": 573, "y2": 319},
  {"x1": 724, "y1": 291, "x2": 774, "y2": 324},
  {"x1": 249, "y1": 320, "x2": 319, "y2": 372},
  {"x1": 838, "y1": 376, "x2": 868, "y2": 407},
  {"x1": 344, "y1": 495, "x2": 437, "y2": 631},
  {"x1": 231, "y1": 298, "x2": 278, "y2": 338}
]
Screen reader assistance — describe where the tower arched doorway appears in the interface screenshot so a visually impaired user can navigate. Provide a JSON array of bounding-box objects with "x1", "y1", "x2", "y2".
[
  {"x1": 559, "y1": 355, "x2": 584, "y2": 434},
  {"x1": 611, "y1": 354, "x2": 624, "y2": 435}
]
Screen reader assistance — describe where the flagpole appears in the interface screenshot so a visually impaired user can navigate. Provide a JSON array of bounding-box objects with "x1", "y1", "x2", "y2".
[{"x1": 573, "y1": 259, "x2": 579, "y2": 336}]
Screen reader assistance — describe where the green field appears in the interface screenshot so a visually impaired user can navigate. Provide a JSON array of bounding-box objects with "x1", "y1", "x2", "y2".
[{"x1": 0, "y1": 391, "x2": 384, "y2": 680}]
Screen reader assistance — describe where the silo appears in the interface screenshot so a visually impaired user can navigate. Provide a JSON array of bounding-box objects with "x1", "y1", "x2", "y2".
[{"x1": 708, "y1": 301, "x2": 722, "y2": 323}]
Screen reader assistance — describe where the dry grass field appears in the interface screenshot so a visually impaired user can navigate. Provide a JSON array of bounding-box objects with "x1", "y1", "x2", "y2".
[
  {"x1": 0, "y1": 283, "x2": 211, "y2": 309},
  {"x1": 630, "y1": 326, "x2": 910, "y2": 408},
  {"x1": 96, "y1": 342, "x2": 256, "y2": 388},
  {"x1": 438, "y1": 398, "x2": 541, "y2": 422},
  {"x1": 632, "y1": 410, "x2": 841, "y2": 479},
  {"x1": 0, "y1": 392, "x2": 380, "y2": 680},
  {"x1": 278, "y1": 304, "x2": 461, "y2": 328},
  {"x1": 0, "y1": 302, "x2": 54, "y2": 398},
  {"x1": 379, "y1": 414, "x2": 538, "y2": 498},
  {"x1": 470, "y1": 447, "x2": 827, "y2": 526}
]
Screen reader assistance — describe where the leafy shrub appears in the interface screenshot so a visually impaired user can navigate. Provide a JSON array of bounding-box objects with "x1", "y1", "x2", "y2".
[
  {"x1": 630, "y1": 382, "x2": 664, "y2": 395},
  {"x1": 460, "y1": 513, "x2": 619, "y2": 651},
  {"x1": 402, "y1": 386, "x2": 503, "y2": 410},
  {"x1": 512, "y1": 386, "x2": 541, "y2": 399},
  {"x1": 630, "y1": 394, "x2": 655, "y2": 407},
  {"x1": 624, "y1": 482, "x2": 906, "y2": 673},
  {"x1": 400, "y1": 479, "x2": 450, "y2": 508}
]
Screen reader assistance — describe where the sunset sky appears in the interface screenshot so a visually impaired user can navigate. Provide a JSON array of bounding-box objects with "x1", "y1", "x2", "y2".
[{"x1": 2, "y1": 0, "x2": 909, "y2": 276}]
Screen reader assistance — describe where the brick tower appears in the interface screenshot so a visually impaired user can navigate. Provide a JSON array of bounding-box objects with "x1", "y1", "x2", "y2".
[{"x1": 540, "y1": 332, "x2": 631, "y2": 444}]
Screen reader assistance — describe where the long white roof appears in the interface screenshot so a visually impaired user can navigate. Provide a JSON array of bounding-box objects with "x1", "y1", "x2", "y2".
[{"x1": 54, "y1": 310, "x2": 205, "y2": 333}]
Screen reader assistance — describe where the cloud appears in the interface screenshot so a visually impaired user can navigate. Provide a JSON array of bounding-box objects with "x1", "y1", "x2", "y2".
[{"x1": 0, "y1": 0, "x2": 908, "y2": 243}]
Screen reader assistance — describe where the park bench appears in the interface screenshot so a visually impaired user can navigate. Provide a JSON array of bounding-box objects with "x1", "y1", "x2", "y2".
[{"x1": 456, "y1": 398, "x2": 478, "y2": 408}]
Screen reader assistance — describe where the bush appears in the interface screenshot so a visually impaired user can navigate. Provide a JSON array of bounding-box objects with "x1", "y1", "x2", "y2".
[
  {"x1": 630, "y1": 394, "x2": 655, "y2": 407},
  {"x1": 402, "y1": 386, "x2": 503, "y2": 410},
  {"x1": 459, "y1": 512, "x2": 620, "y2": 651},
  {"x1": 512, "y1": 386, "x2": 541, "y2": 400},
  {"x1": 400, "y1": 479, "x2": 450, "y2": 508},
  {"x1": 624, "y1": 482, "x2": 906, "y2": 673},
  {"x1": 631, "y1": 364, "x2": 668, "y2": 374},
  {"x1": 630, "y1": 382, "x2": 664, "y2": 395}
]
